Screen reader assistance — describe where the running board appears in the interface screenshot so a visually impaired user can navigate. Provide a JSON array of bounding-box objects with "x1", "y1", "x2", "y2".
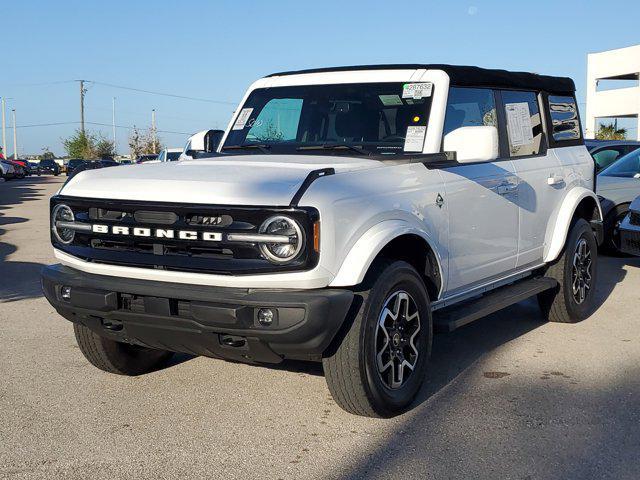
[{"x1": 433, "y1": 277, "x2": 558, "y2": 333}]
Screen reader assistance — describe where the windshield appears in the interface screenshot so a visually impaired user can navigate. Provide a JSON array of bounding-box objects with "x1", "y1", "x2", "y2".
[
  {"x1": 599, "y1": 149, "x2": 640, "y2": 178},
  {"x1": 222, "y1": 82, "x2": 433, "y2": 156}
]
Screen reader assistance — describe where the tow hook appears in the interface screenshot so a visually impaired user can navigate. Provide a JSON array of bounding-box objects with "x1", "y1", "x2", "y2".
[{"x1": 220, "y1": 335, "x2": 247, "y2": 348}]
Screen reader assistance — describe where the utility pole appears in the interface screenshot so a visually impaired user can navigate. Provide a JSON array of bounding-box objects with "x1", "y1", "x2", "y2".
[
  {"x1": 151, "y1": 109, "x2": 157, "y2": 154},
  {"x1": 12, "y1": 109, "x2": 17, "y2": 160},
  {"x1": 112, "y1": 97, "x2": 117, "y2": 153},
  {"x1": 1, "y1": 98, "x2": 6, "y2": 157},
  {"x1": 79, "y1": 80, "x2": 86, "y2": 135}
]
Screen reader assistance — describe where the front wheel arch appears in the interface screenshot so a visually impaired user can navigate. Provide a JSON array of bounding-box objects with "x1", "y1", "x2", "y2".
[{"x1": 329, "y1": 221, "x2": 444, "y2": 301}]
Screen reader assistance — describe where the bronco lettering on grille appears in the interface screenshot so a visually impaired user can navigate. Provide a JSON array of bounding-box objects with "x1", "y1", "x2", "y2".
[{"x1": 91, "y1": 224, "x2": 222, "y2": 242}]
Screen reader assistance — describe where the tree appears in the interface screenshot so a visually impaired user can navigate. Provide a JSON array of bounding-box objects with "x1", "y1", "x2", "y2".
[
  {"x1": 62, "y1": 129, "x2": 96, "y2": 159},
  {"x1": 40, "y1": 148, "x2": 55, "y2": 160},
  {"x1": 128, "y1": 126, "x2": 163, "y2": 158},
  {"x1": 94, "y1": 137, "x2": 116, "y2": 158},
  {"x1": 596, "y1": 122, "x2": 627, "y2": 140}
]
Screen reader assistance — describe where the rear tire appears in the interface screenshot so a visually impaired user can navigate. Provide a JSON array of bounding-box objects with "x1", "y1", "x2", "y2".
[
  {"x1": 73, "y1": 323, "x2": 173, "y2": 375},
  {"x1": 538, "y1": 218, "x2": 598, "y2": 323},
  {"x1": 322, "y1": 261, "x2": 432, "y2": 417}
]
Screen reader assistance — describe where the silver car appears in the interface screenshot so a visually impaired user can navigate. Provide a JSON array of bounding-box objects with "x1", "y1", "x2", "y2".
[
  {"x1": 597, "y1": 147, "x2": 640, "y2": 253},
  {"x1": 619, "y1": 196, "x2": 640, "y2": 256}
]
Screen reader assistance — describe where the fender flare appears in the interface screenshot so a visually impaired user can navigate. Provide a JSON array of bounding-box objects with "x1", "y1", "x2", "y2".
[
  {"x1": 329, "y1": 220, "x2": 444, "y2": 298},
  {"x1": 543, "y1": 187, "x2": 603, "y2": 263}
]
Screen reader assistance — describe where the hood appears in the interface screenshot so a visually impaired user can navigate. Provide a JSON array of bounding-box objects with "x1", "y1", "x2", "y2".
[
  {"x1": 60, "y1": 154, "x2": 382, "y2": 205},
  {"x1": 596, "y1": 174, "x2": 636, "y2": 192}
]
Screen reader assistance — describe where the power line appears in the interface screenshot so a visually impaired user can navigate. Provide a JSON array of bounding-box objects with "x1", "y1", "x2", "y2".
[
  {"x1": 85, "y1": 121, "x2": 191, "y2": 135},
  {"x1": 11, "y1": 121, "x2": 79, "y2": 129},
  {"x1": 5, "y1": 79, "x2": 77, "y2": 87},
  {"x1": 10, "y1": 120, "x2": 191, "y2": 135},
  {"x1": 86, "y1": 80, "x2": 236, "y2": 105}
]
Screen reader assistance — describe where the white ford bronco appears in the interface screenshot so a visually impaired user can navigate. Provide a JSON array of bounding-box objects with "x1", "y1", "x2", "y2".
[{"x1": 43, "y1": 64, "x2": 603, "y2": 417}]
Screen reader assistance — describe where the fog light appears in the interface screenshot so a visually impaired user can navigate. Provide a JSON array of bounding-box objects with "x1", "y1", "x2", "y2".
[
  {"x1": 61, "y1": 286, "x2": 71, "y2": 301},
  {"x1": 257, "y1": 308, "x2": 274, "y2": 326}
]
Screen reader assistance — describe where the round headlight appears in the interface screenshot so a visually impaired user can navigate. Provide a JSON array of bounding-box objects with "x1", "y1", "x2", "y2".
[
  {"x1": 52, "y1": 204, "x2": 75, "y2": 244},
  {"x1": 258, "y1": 216, "x2": 304, "y2": 264}
]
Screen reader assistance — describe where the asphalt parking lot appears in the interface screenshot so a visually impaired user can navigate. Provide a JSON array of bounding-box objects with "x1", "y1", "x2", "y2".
[{"x1": 1, "y1": 176, "x2": 639, "y2": 480}]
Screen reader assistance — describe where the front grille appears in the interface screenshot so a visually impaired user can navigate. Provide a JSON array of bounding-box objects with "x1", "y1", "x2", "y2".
[
  {"x1": 51, "y1": 196, "x2": 319, "y2": 275},
  {"x1": 630, "y1": 211, "x2": 640, "y2": 226}
]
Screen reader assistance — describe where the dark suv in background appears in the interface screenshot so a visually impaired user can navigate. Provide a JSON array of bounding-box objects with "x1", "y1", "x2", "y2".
[
  {"x1": 66, "y1": 159, "x2": 86, "y2": 176},
  {"x1": 39, "y1": 159, "x2": 60, "y2": 176},
  {"x1": 586, "y1": 139, "x2": 640, "y2": 172}
]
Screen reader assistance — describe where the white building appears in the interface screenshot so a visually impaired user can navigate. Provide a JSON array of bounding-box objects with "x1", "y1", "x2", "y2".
[{"x1": 585, "y1": 44, "x2": 640, "y2": 140}]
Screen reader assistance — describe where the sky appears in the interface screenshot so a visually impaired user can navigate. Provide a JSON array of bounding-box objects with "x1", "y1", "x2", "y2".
[{"x1": 2, "y1": 0, "x2": 640, "y2": 157}]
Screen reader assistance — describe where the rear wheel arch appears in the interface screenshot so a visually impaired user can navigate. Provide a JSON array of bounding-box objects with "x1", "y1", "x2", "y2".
[{"x1": 544, "y1": 189, "x2": 602, "y2": 263}]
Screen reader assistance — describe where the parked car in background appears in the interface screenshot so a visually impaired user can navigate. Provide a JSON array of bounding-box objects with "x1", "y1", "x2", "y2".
[
  {"x1": 597, "y1": 147, "x2": 640, "y2": 253},
  {"x1": 97, "y1": 158, "x2": 119, "y2": 168},
  {"x1": 135, "y1": 154, "x2": 159, "y2": 164},
  {"x1": 619, "y1": 195, "x2": 640, "y2": 256},
  {"x1": 66, "y1": 159, "x2": 86, "y2": 176},
  {"x1": 119, "y1": 159, "x2": 133, "y2": 165},
  {"x1": 586, "y1": 139, "x2": 640, "y2": 172},
  {"x1": 67, "y1": 159, "x2": 120, "y2": 179},
  {"x1": 157, "y1": 148, "x2": 183, "y2": 162},
  {"x1": 0, "y1": 160, "x2": 17, "y2": 180},
  {"x1": 4, "y1": 160, "x2": 27, "y2": 179},
  {"x1": 39, "y1": 159, "x2": 60, "y2": 176},
  {"x1": 29, "y1": 162, "x2": 41, "y2": 175},
  {"x1": 179, "y1": 129, "x2": 224, "y2": 160}
]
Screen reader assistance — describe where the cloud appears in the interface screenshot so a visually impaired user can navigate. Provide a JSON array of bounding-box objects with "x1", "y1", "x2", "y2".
[{"x1": 468, "y1": 5, "x2": 478, "y2": 15}]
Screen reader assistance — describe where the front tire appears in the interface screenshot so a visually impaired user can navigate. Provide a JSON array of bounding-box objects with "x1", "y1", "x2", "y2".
[
  {"x1": 322, "y1": 261, "x2": 432, "y2": 417},
  {"x1": 73, "y1": 323, "x2": 173, "y2": 375},
  {"x1": 538, "y1": 218, "x2": 598, "y2": 323}
]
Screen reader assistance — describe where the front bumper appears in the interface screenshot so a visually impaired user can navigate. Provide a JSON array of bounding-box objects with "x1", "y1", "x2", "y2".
[
  {"x1": 42, "y1": 264, "x2": 354, "y2": 364},
  {"x1": 619, "y1": 216, "x2": 640, "y2": 257}
]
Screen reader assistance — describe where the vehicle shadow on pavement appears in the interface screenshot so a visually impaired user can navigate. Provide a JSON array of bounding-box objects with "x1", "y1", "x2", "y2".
[{"x1": 0, "y1": 177, "x2": 54, "y2": 303}]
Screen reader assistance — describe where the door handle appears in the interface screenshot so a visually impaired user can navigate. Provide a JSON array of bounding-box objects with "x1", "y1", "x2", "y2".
[
  {"x1": 547, "y1": 174, "x2": 564, "y2": 186},
  {"x1": 497, "y1": 183, "x2": 518, "y2": 195}
]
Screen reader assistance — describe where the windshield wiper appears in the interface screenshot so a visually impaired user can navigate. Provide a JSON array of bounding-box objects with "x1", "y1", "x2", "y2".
[
  {"x1": 296, "y1": 144, "x2": 370, "y2": 156},
  {"x1": 221, "y1": 144, "x2": 271, "y2": 154}
]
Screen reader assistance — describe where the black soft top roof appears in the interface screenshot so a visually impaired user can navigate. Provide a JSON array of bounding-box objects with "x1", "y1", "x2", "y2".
[{"x1": 266, "y1": 64, "x2": 575, "y2": 95}]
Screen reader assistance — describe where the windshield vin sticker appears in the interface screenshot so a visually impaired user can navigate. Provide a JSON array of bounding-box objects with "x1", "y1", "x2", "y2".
[
  {"x1": 232, "y1": 108, "x2": 254, "y2": 130},
  {"x1": 402, "y1": 82, "x2": 433, "y2": 100},
  {"x1": 403, "y1": 126, "x2": 427, "y2": 152}
]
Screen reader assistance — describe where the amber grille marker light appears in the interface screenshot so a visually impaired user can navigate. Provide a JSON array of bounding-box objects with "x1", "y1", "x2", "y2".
[{"x1": 313, "y1": 221, "x2": 320, "y2": 252}]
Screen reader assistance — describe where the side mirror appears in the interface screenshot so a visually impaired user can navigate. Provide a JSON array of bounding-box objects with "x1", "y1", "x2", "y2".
[
  {"x1": 204, "y1": 129, "x2": 225, "y2": 152},
  {"x1": 443, "y1": 126, "x2": 499, "y2": 164}
]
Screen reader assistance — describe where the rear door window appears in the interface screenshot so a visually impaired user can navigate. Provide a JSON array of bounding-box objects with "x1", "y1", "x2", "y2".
[{"x1": 501, "y1": 90, "x2": 543, "y2": 157}]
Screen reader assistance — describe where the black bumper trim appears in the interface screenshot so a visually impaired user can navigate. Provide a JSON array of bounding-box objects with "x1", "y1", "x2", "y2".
[{"x1": 42, "y1": 264, "x2": 354, "y2": 363}]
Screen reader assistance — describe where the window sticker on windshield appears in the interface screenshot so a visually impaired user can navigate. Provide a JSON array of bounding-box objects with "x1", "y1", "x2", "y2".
[
  {"x1": 402, "y1": 82, "x2": 433, "y2": 100},
  {"x1": 379, "y1": 94, "x2": 403, "y2": 106},
  {"x1": 232, "y1": 108, "x2": 254, "y2": 130},
  {"x1": 403, "y1": 126, "x2": 427, "y2": 152},
  {"x1": 505, "y1": 102, "x2": 534, "y2": 146}
]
